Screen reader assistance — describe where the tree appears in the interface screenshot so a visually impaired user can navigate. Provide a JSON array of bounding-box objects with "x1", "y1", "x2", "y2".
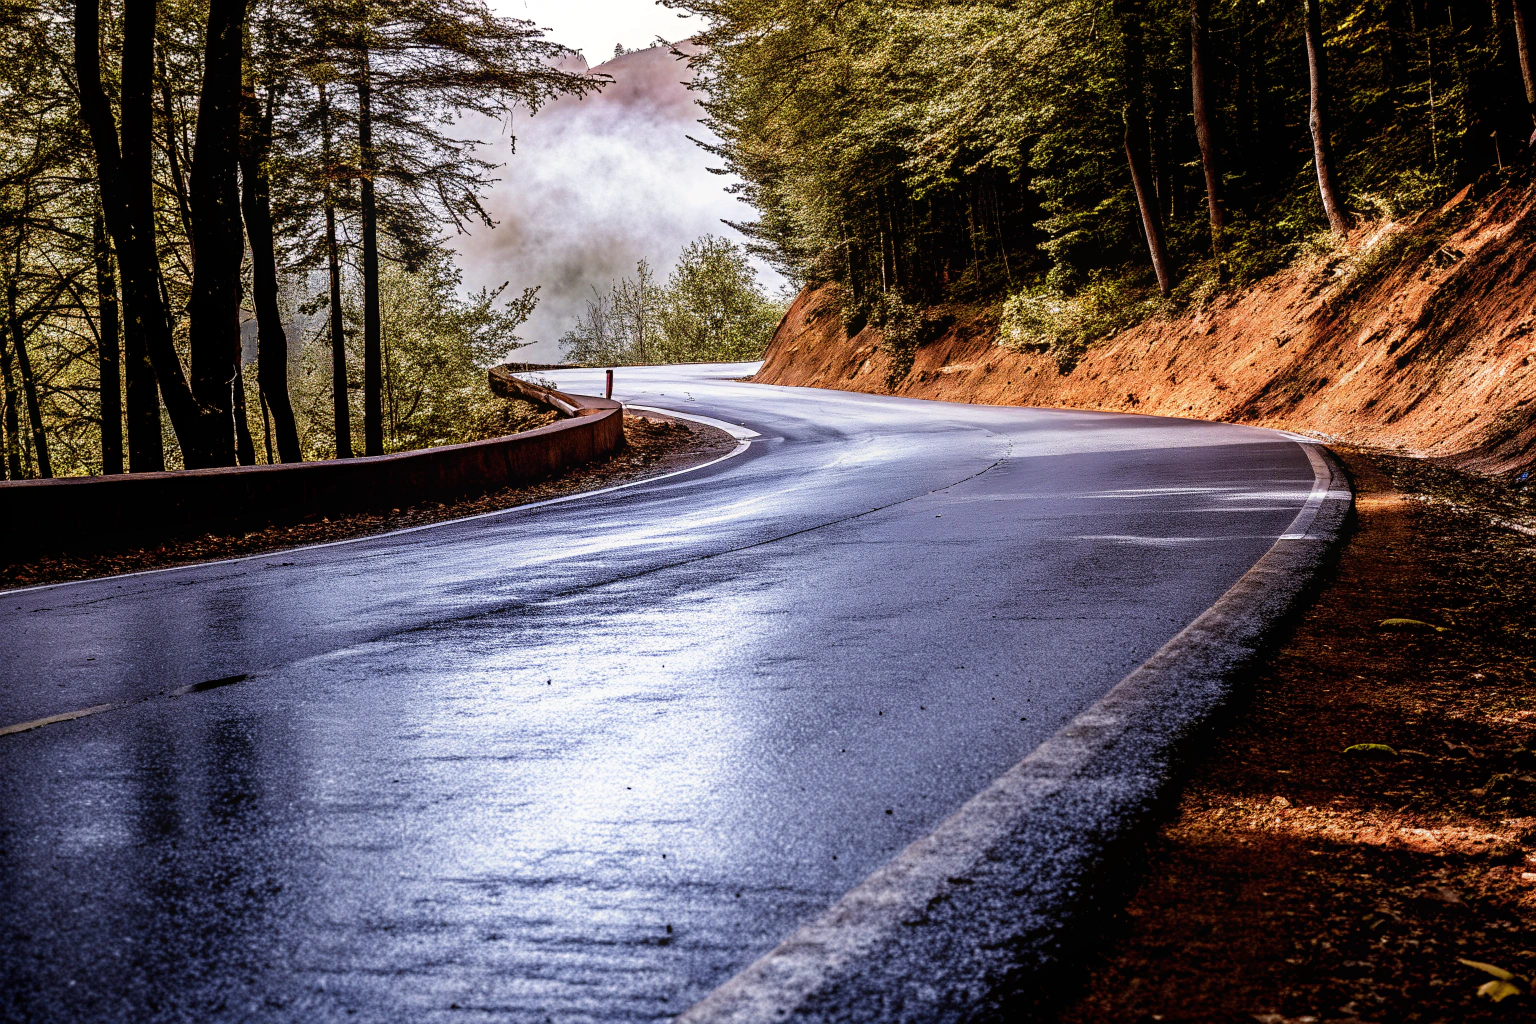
[
  {"x1": 659, "y1": 235, "x2": 783, "y2": 362},
  {"x1": 1515, "y1": 0, "x2": 1536, "y2": 134},
  {"x1": 318, "y1": 0, "x2": 596, "y2": 455},
  {"x1": 1119, "y1": 0, "x2": 1175, "y2": 296},
  {"x1": 560, "y1": 259, "x2": 662, "y2": 366},
  {"x1": 75, "y1": 0, "x2": 223, "y2": 469},
  {"x1": 92, "y1": 214, "x2": 122, "y2": 473},
  {"x1": 186, "y1": 0, "x2": 253, "y2": 468},
  {"x1": 265, "y1": 0, "x2": 592, "y2": 456},
  {"x1": 345, "y1": 250, "x2": 536, "y2": 450},
  {"x1": 240, "y1": 5, "x2": 302, "y2": 462},
  {"x1": 1189, "y1": 0, "x2": 1225, "y2": 262},
  {"x1": 1304, "y1": 0, "x2": 1352, "y2": 234},
  {"x1": 316, "y1": 81, "x2": 354, "y2": 458},
  {"x1": 561, "y1": 237, "x2": 784, "y2": 365},
  {"x1": 2, "y1": 3, "x2": 108, "y2": 479}
]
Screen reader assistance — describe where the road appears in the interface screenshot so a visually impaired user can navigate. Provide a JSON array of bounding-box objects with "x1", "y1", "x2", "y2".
[{"x1": 0, "y1": 364, "x2": 1321, "y2": 1023}]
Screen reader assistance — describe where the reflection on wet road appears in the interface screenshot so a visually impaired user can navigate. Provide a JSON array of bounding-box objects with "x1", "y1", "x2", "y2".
[{"x1": 0, "y1": 364, "x2": 1316, "y2": 1022}]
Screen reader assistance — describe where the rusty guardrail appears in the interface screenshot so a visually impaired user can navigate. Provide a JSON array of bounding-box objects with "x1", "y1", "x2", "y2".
[{"x1": 0, "y1": 366, "x2": 621, "y2": 567}]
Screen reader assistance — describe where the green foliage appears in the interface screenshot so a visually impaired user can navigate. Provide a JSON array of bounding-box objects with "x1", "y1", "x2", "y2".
[
  {"x1": 673, "y1": 0, "x2": 1531, "y2": 352},
  {"x1": 998, "y1": 274, "x2": 1161, "y2": 372},
  {"x1": 291, "y1": 251, "x2": 538, "y2": 459},
  {"x1": 870, "y1": 292, "x2": 923, "y2": 388},
  {"x1": 659, "y1": 235, "x2": 786, "y2": 362},
  {"x1": 558, "y1": 259, "x2": 664, "y2": 367},
  {"x1": 560, "y1": 235, "x2": 785, "y2": 365}
]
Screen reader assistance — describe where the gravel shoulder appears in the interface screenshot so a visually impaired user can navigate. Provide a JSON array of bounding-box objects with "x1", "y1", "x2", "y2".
[
  {"x1": 1051, "y1": 449, "x2": 1536, "y2": 1023},
  {"x1": 0, "y1": 414, "x2": 737, "y2": 591}
]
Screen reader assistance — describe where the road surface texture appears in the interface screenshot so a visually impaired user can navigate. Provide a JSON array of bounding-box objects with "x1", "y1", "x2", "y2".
[{"x1": 1, "y1": 364, "x2": 1322, "y2": 1023}]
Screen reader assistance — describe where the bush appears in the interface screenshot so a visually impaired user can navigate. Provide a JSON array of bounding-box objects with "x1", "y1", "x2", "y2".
[{"x1": 997, "y1": 273, "x2": 1159, "y2": 372}]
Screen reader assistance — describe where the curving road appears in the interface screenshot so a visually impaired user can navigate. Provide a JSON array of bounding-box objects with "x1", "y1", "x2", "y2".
[{"x1": 0, "y1": 364, "x2": 1321, "y2": 1023}]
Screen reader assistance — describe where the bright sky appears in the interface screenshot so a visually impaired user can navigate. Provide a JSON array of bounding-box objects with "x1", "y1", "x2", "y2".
[{"x1": 494, "y1": 0, "x2": 705, "y2": 62}]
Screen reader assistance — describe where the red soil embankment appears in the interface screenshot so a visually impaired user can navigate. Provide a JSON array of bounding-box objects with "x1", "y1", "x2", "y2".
[{"x1": 756, "y1": 181, "x2": 1536, "y2": 476}]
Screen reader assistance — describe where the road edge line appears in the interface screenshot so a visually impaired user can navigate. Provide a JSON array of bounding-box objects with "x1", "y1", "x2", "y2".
[
  {"x1": 2, "y1": 417, "x2": 752, "y2": 597},
  {"x1": 677, "y1": 442, "x2": 1353, "y2": 1024}
]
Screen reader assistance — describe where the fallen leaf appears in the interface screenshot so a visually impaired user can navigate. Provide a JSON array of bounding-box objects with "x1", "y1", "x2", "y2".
[
  {"x1": 1343, "y1": 743, "x2": 1399, "y2": 757},
  {"x1": 1460, "y1": 959, "x2": 1528, "y2": 1001},
  {"x1": 1476, "y1": 979, "x2": 1522, "y2": 1002},
  {"x1": 1377, "y1": 617, "x2": 1449, "y2": 633}
]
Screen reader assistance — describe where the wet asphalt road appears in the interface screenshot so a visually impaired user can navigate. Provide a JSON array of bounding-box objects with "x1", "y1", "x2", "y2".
[{"x1": 0, "y1": 364, "x2": 1318, "y2": 1023}]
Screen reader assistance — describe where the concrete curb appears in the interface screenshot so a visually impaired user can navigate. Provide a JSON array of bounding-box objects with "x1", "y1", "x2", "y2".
[{"x1": 678, "y1": 442, "x2": 1353, "y2": 1024}]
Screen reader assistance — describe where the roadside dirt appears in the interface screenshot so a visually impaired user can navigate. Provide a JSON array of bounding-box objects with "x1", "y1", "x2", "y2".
[
  {"x1": 1049, "y1": 450, "x2": 1536, "y2": 1023},
  {"x1": 755, "y1": 178, "x2": 1536, "y2": 478},
  {"x1": 0, "y1": 414, "x2": 737, "y2": 590}
]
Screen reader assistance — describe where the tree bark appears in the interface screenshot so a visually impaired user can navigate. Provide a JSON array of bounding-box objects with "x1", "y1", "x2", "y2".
[
  {"x1": 1125, "y1": 117, "x2": 1176, "y2": 296},
  {"x1": 7, "y1": 279, "x2": 51, "y2": 478},
  {"x1": 259, "y1": 389, "x2": 274, "y2": 463},
  {"x1": 358, "y1": 54, "x2": 384, "y2": 457},
  {"x1": 186, "y1": 0, "x2": 250, "y2": 468},
  {"x1": 77, "y1": 0, "x2": 217, "y2": 471},
  {"x1": 0, "y1": 324, "x2": 20, "y2": 478},
  {"x1": 319, "y1": 82, "x2": 353, "y2": 459},
  {"x1": 94, "y1": 214, "x2": 124, "y2": 474},
  {"x1": 1304, "y1": 0, "x2": 1352, "y2": 234},
  {"x1": 1119, "y1": 0, "x2": 1176, "y2": 295},
  {"x1": 6, "y1": 178, "x2": 51, "y2": 479},
  {"x1": 1189, "y1": 0, "x2": 1226, "y2": 261},
  {"x1": 232, "y1": 358, "x2": 256, "y2": 464},
  {"x1": 239, "y1": 37, "x2": 302, "y2": 462},
  {"x1": 1515, "y1": 0, "x2": 1536, "y2": 131}
]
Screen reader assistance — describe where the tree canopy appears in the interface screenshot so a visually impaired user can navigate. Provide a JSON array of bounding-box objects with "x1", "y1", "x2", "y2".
[{"x1": 672, "y1": 0, "x2": 1532, "y2": 332}]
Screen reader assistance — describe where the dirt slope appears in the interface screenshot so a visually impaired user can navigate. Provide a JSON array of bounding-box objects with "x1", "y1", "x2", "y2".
[{"x1": 755, "y1": 180, "x2": 1536, "y2": 477}]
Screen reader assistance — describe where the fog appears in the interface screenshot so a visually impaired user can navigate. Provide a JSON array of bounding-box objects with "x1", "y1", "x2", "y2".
[{"x1": 449, "y1": 43, "x2": 784, "y2": 364}]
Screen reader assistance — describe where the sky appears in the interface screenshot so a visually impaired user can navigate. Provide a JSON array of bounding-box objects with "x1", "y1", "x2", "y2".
[
  {"x1": 493, "y1": 0, "x2": 705, "y2": 64},
  {"x1": 443, "y1": 1, "x2": 782, "y2": 363}
]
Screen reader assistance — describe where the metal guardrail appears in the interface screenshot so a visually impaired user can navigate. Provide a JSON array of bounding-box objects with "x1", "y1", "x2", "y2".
[{"x1": 0, "y1": 367, "x2": 622, "y2": 566}]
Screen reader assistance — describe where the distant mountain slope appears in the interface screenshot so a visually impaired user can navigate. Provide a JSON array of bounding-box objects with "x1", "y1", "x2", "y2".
[{"x1": 452, "y1": 42, "x2": 773, "y2": 363}]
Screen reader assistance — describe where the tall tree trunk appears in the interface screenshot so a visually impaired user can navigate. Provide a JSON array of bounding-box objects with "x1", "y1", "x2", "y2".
[
  {"x1": 1125, "y1": 117, "x2": 1176, "y2": 295},
  {"x1": 358, "y1": 55, "x2": 384, "y2": 457},
  {"x1": 94, "y1": 214, "x2": 124, "y2": 474},
  {"x1": 1304, "y1": 0, "x2": 1353, "y2": 234},
  {"x1": 77, "y1": 0, "x2": 211, "y2": 470},
  {"x1": 239, "y1": 39, "x2": 301, "y2": 462},
  {"x1": 0, "y1": 324, "x2": 20, "y2": 479},
  {"x1": 232, "y1": 358, "x2": 256, "y2": 464},
  {"x1": 7, "y1": 281, "x2": 51, "y2": 478},
  {"x1": 1190, "y1": 0, "x2": 1226, "y2": 262},
  {"x1": 259, "y1": 389, "x2": 274, "y2": 463},
  {"x1": 319, "y1": 82, "x2": 352, "y2": 459},
  {"x1": 1120, "y1": 0, "x2": 1177, "y2": 295},
  {"x1": 1515, "y1": 0, "x2": 1536, "y2": 131},
  {"x1": 186, "y1": 0, "x2": 250, "y2": 468}
]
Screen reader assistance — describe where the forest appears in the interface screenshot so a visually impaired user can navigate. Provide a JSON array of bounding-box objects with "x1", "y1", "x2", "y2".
[
  {"x1": 0, "y1": 0, "x2": 590, "y2": 478},
  {"x1": 673, "y1": 0, "x2": 1536, "y2": 365}
]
